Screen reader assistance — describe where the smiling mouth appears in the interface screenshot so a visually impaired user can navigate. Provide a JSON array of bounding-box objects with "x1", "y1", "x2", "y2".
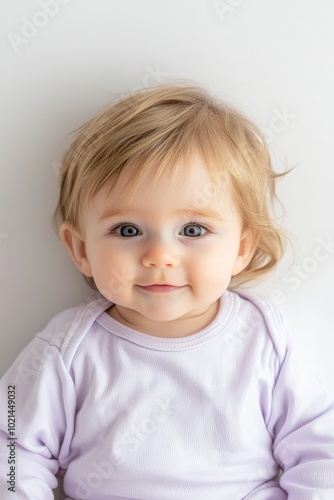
[{"x1": 137, "y1": 284, "x2": 185, "y2": 293}]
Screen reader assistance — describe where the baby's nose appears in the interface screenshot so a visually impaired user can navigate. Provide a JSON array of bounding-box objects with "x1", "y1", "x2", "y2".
[{"x1": 141, "y1": 240, "x2": 180, "y2": 268}]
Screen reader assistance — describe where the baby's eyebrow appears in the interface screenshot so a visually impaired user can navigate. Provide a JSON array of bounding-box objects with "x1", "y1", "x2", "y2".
[
  {"x1": 175, "y1": 208, "x2": 225, "y2": 221},
  {"x1": 99, "y1": 209, "x2": 129, "y2": 221},
  {"x1": 99, "y1": 207, "x2": 224, "y2": 222}
]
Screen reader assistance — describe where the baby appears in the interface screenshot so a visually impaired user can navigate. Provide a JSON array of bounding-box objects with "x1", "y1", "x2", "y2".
[{"x1": 1, "y1": 82, "x2": 334, "y2": 499}]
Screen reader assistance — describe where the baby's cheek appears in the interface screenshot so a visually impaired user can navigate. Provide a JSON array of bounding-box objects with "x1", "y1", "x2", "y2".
[
  {"x1": 97, "y1": 265, "x2": 135, "y2": 302},
  {"x1": 194, "y1": 252, "x2": 231, "y2": 292},
  {"x1": 194, "y1": 250, "x2": 222, "y2": 276},
  {"x1": 187, "y1": 258, "x2": 212, "y2": 289}
]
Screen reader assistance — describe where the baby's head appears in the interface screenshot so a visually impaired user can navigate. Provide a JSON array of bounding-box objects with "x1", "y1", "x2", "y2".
[{"x1": 53, "y1": 82, "x2": 287, "y2": 330}]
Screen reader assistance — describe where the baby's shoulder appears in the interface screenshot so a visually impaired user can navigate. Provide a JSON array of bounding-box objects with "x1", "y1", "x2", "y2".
[
  {"x1": 231, "y1": 289, "x2": 289, "y2": 363},
  {"x1": 35, "y1": 297, "x2": 111, "y2": 356}
]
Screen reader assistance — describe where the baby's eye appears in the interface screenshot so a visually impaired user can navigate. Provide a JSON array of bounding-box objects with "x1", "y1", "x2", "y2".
[
  {"x1": 180, "y1": 224, "x2": 208, "y2": 237},
  {"x1": 112, "y1": 225, "x2": 140, "y2": 237}
]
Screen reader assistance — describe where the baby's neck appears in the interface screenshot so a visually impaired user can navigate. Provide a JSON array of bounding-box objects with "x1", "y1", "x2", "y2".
[{"x1": 106, "y1": 301, "x2": 220, "y2": 338}]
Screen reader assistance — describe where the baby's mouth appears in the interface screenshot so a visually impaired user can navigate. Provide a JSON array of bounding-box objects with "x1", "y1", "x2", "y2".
[{"x1": 137, "y1": 284, "x2": 185, "y2": 293}]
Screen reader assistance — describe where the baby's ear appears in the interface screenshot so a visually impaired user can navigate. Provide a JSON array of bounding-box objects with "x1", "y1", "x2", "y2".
[
  {"x1": 232, "y1": 227, "x2": 259, "y2": 277},
  {"x1": 59, "y1": 222, "x2": 93, "y2": 277}
]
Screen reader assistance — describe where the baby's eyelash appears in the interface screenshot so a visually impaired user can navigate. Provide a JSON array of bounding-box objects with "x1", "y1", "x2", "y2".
[
  {"x1": 107, "y1": 221, "x2": 139, "y2": 237},
  {"x1": 185, "y1": 221, "x2": 212, "y2": 230},
  {"x1": 182, "y1": 221, "x2": 213, "y2": 238}
]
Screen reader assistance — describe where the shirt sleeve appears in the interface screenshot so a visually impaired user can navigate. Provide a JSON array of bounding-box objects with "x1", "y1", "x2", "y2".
[
  {"x1": 267, "y1": 328, "x2": 334, "y2": 497},
  {"x1": 0, "y1": 334, "x2": 76, "y2": 499}
]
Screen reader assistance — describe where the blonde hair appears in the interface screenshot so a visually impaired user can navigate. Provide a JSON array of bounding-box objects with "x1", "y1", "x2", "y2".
[{"x1": 52, "y1": 81, "x2": 291, "y2": 290}]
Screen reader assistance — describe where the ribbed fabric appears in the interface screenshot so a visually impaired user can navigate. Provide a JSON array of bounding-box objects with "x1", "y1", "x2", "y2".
[{"x1": 0, "y1": 290, "x2": 333, "y2": 499}]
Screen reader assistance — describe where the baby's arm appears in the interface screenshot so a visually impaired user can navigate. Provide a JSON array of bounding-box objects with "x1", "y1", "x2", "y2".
[
  {"x1": 0, "y1": 333, "x2": 76, "y2": 499},
  {"x1": 268, "y1": 335, "x2": 334, "y2": 496}
]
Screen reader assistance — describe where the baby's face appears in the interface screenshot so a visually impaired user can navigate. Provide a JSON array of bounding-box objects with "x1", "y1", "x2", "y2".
[{"x1": 75, "y1": 154, "x2": 253, "y2": 336}]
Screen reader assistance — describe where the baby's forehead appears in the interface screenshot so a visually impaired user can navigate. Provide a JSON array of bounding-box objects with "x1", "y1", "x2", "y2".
[
  {"x1": 87, "y1": 167, "x2": 235, "y2": 224},
  {"x1": 97, "y1": 159, "x2": 228, "y2": 203}
]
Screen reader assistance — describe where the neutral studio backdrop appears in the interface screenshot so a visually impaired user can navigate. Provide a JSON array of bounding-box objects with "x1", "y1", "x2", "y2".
[{"x1": 1, "y1": 2, "x2": 333, "y2": 494}]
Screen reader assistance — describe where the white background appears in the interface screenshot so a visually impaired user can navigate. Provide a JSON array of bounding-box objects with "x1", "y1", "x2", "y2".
[{"x1": 1, "y1": 1, "x2": 334, "y2": 497}]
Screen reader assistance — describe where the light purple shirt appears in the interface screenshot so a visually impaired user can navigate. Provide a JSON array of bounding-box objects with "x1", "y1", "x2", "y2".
[{"x1": 1, "y1": 290, "x2": 334, "y2": 499}]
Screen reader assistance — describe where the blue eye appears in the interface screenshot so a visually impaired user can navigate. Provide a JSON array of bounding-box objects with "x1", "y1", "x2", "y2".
[
  {"x1": 108, "y1": 222, "x2": 211, "y2": 239},
  {"x1": 180, "y1": 224, "x2": 208, "y2": 237},
  {"x1": 112, "y1": 225, "x2": 140, "y2": 237}
]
